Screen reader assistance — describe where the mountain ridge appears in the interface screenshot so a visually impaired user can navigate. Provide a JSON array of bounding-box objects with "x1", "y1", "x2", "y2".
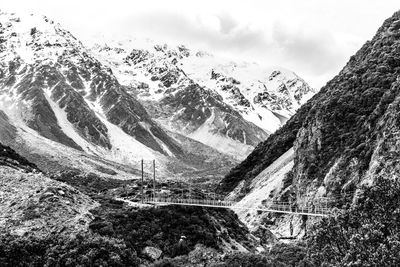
[
  {"x1": 91, "y1": 38, "x2": 315, "y2": 159},
  {"x1": 219, "y1": 9, "x2": 400, "y2": 233},
  {"x1": 0, "y1": 11, "x2": 241, "y2": 179}
]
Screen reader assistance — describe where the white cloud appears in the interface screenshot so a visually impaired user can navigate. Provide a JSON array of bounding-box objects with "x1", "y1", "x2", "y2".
[{"x1": 2, "y1": 0, "x2": 400, "y2": 88}]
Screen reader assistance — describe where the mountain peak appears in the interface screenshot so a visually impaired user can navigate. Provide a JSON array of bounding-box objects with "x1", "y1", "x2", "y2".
[{"x1": 0, "y1": 11, "x2": 90, "y2": 67}]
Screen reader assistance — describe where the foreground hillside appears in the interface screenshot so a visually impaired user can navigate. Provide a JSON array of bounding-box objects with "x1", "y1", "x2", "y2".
[
  {"x1": 0, "y1": 144, "x2": 280, "y2": 266},
  {"x1": 0, "y1": 143, "x2": 98, "y2": 237},
  {"x1": 2, "y1": 145, "x2": 399, "y2": 266},
  {"x1": 0, "y1": 166, "x2": 97, "y2": 236}
]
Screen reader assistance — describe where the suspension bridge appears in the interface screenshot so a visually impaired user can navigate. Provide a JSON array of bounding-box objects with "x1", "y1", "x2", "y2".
[
  {"x1": 140, "y1": 197, "x2": 334, "y2": 217},
  {"x1": 124, "y1": 160, "x2": 347, "y2": 217}
]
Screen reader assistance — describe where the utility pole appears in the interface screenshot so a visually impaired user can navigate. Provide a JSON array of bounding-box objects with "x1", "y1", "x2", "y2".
[
  {"x1": 141, "y1": 159, "x2": 144, "y2": 203},
  {"x1": 153, "y1": 159, "x2": 156, "y2": 200}
]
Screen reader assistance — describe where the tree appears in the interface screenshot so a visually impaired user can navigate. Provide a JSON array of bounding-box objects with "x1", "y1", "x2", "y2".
[{"x1": 307, "y1": 177, "x2": 400, "y2": 266}]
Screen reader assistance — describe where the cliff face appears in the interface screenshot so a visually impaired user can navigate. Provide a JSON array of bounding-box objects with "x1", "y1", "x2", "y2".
[{"x1": 220, "y1": 10, "x2": 400, "y2": 203}]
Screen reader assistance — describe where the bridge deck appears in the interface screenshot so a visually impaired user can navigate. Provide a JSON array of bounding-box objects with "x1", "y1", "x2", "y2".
[{"x1": 142, "y1": 197, "x2": 331, "y2": 217}]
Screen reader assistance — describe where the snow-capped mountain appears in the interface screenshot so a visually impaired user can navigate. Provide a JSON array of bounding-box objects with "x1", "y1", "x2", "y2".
[
  {"x1": 0, "y1": 12, "x2": 236, "y2": 178},
  {"x1": 91, "y1": 39, "x2": 315, "y2": 158},
  {"x1": 180, "y1": 53, "x2": 314, "y2": 131}
]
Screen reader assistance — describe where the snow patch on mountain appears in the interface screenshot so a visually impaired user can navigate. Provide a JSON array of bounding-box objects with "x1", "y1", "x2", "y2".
[
  {"x1": 82, "y1": 96, "x2": 156, "y2": 161},
  {"x1": 43, "y1": 88, "x2": 87, "y2": 151},
  {"x1": 188, "y1": 108, "x2": 254, "y2": 159}
]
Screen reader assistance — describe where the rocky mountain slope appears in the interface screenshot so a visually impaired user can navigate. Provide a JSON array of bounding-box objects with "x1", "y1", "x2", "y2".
[
  {"x1": 220, "y1": 10, "x2": 400, "y2": 232},
  {"x1": 0, "y1": 143, "x2": 98, "y2": 237},
  {"x1": 91, "y1": 39, "x2": 314, "y2": 159},
  {"x1": 0, "y1": 12, "x2": 237, "y2": 178}
]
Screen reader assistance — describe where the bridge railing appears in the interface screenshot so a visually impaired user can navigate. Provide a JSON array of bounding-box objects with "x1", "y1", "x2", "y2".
[
  {"x1": 144, "y1": 197, "x2": 236, "y2": 207},
  {"x1": 265, "y1": 202, "x2": 331, "y2": 215},
  {"x1": 142, "y1": 197, "x2": 332, "y2": 216}
]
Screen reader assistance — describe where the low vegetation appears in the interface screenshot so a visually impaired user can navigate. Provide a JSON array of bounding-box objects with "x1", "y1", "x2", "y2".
[
  {"x1": 1, "y1": 178, "x2": 399, "y2": 265},
  {"x1": 306, "y1": 177, "x2": 400, "y2": 266},
  {"x1": 0, "y1": 233, "x2": 138, "y2": 267},
  {"x1": 0, "y1": 143, "x2": 39, "y2": 171},
  {"x1": 89, "y1": 203, "x2": 252, "y2": 258},
  {"x1": 51, "y1": 170, "x2": 133, "y2": 195}
]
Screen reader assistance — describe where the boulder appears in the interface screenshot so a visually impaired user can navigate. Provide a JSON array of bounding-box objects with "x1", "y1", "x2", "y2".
[
  {"x1": 142, "y1": 246, "x2": 162, "y2": 261},
  {"x1": 188, "y1": 244, "x2": 220, "y2": 265}
]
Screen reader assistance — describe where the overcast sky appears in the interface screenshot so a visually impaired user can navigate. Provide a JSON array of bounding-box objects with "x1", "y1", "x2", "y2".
[{"x1": 3, "y1": 0, "x2": 400, "y2": 88}]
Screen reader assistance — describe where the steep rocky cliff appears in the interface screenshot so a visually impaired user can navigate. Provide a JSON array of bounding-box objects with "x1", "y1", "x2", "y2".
[{"x1": 220, "y1": 10, "x2": 400, "y2": 228}]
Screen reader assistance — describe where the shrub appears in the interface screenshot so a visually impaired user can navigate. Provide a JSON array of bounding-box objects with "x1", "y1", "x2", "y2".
[
  {"x1": 89, "y1": 206, "x2": 222, "y2": 258},
  {"x1": 306, "y1": 178, "x2": 400, "y2": 266},
  {"x1": 216, "y1": 252, "x2": 273, "y2": 267},
  {"x1": 0, "y1": 233, "x2": 138, "y2": 267}
]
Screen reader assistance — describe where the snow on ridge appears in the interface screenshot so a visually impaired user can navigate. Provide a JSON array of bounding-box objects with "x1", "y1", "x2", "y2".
[
  {"x1": 90, "y1": 38, "x2": 314, "y2": 135},
  {"x1": 43, "y1": 88, "x2": 91, "y2": 153},
  {"x1": 0, "y1": 11, "x2": 103, "y2": 71},
  {"x1": 0, "y1": 11, "x2": 313, "y2": 164},
  {"x1": 79, "y1": 87, "x2": 156, "y2": 162}
]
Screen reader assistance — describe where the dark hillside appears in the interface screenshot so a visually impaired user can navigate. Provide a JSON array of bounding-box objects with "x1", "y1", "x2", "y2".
[
  {"x1": 220, "y1": 10, "x2": 400, "y2": 197},
  {"x1": 218, "y1": 100, "x2": 312, "y2": 194},
  {"x1": 0, "y1": 142, "x2": 39, "y2": 172}
]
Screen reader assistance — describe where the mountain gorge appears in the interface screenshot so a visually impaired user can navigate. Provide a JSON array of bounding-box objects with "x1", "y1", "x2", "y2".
[
  {"x1": 220, "y1": 10, "x2": 400, "y2": 233},
  {"x1": 1, "y1": 6, "x2": 400, "y2": 266},
  {"x1": 0, "y1": 11, "x2": 314, "y2": 181}
]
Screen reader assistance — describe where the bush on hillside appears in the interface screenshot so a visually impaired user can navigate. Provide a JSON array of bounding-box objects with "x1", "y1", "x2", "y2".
[
  {"x1": 89, "y1": 205, "x2": 245, "y2": 258},
  {"x1": 0, "y1": 233, "x2": 138, "y2": 267},
  {"x1": 306, "y1": 178, "x2": 400, "y2": 266}
]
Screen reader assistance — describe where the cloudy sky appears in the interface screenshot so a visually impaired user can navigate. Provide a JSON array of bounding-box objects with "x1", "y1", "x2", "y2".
[{"x1": 3, "y1": 0, "x2": 400, "y2": 88}]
